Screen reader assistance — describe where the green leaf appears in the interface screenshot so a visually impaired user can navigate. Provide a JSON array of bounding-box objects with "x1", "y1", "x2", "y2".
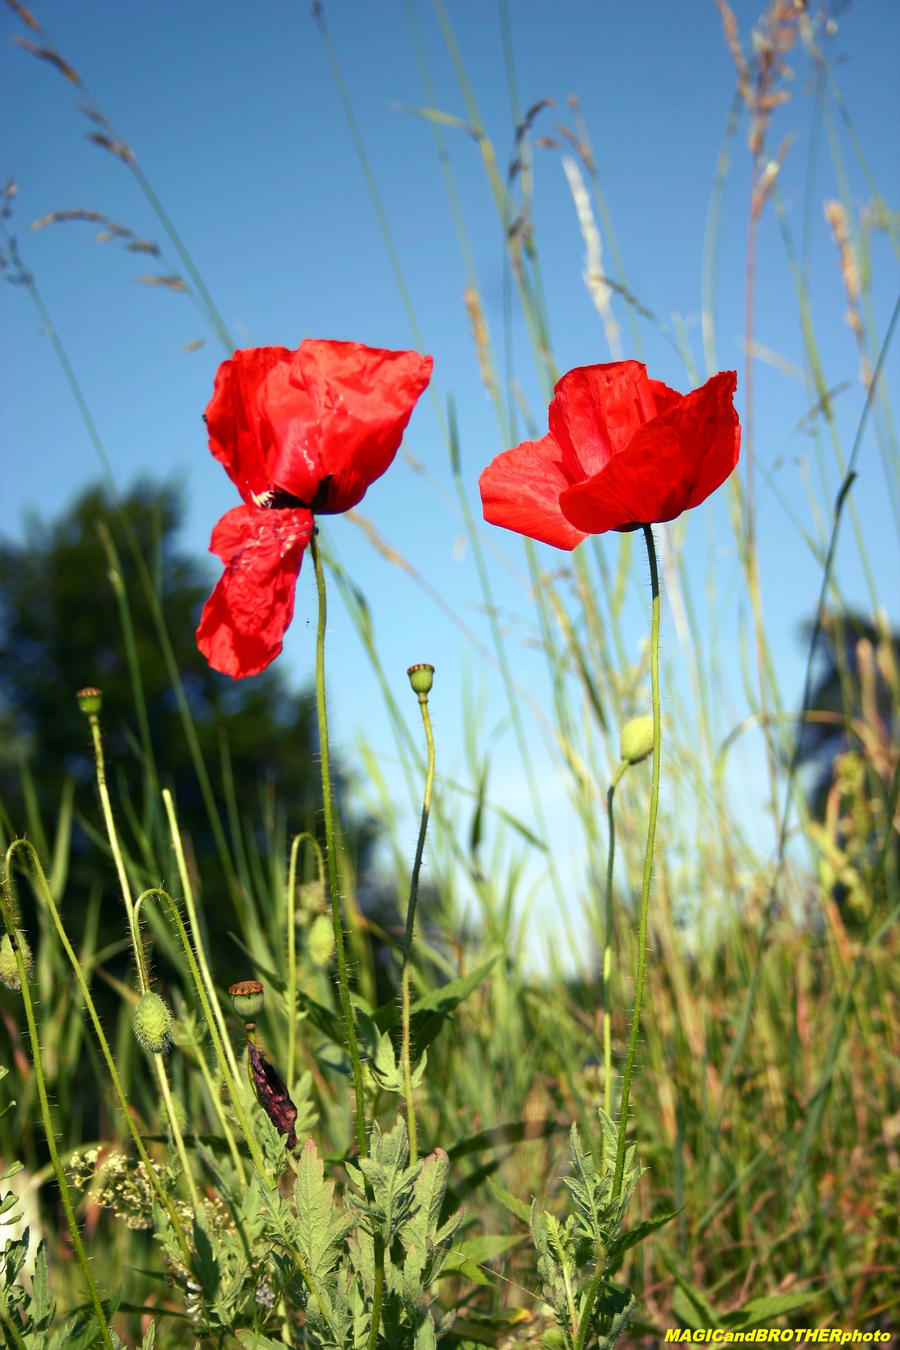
[
  {"x1": 486, "y1": 1176, "x2": 533, "y2": 1226},
  {"x1": 294, "y1": 1138, "x2": 351, "y2": 1286},
  {"x1": 411, "y1": 956, "x2": 499, "y2": 1016},
  {"x1": 32, "y1": 1240, "x2": 52, "y2": 1328},
  {"x1": 670, "y1": 1276, "x2": 720, "y2": 1330},
  {"x1": 236, "y1": 1331, "x2": 293, "y2": 1350},
  {"x1": 414, "y1": 1313, "x2": 438, "y2": 1350},
  {"x1": 440, "y1": 1233, "x2": 522, "y2": 1284},
  {"x1": 723, "y1": 1291, "x2": 821, "y2": 1326},
  {"x1": 606, "y1": 1208, "x2": 679, "y2": 1265},
  {"x1": 352, "y1": 1118, "x2": 420, "y2": 1246},
  {"x1": 584, "y1": 1280, "x2": 635, "y2": 1350},
  {"x1": 192, "y1": 1217, "x2": 220, "y2": 1299}
]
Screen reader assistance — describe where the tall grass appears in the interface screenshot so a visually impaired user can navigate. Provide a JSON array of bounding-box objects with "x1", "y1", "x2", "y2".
[{"x1": 1, "y1": 1, "x2": 898, "y2": 1346}]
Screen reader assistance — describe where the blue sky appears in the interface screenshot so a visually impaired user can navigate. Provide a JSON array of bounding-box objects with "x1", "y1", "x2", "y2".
[{"x1": 2, "y1": 1, "x2": 898, "y2": 967}]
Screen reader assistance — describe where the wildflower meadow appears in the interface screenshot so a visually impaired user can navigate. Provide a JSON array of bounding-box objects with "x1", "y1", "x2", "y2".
[{"x1": 1, "y1": 2, "x2": 897, "y2": 1348}]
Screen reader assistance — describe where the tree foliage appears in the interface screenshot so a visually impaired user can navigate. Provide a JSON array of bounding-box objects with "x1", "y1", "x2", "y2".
[{"x1": 0, "y1": 479, "x2": 329, "y2": 958}]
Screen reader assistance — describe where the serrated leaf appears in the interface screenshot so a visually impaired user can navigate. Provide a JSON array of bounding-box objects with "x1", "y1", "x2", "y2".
[
  {"x1": 347, "y1": 1226, "x2": 377, "y2": 1302},
  {"x1": 584, "y1": 1280, "x2": 635, "y2": 1350},
  {"x1": 0, "y1": 1191, "x2": 24, "y2": 1222},
  {"x1": 414, "y1": 1313, "x2": 438, "y2": 1350},
  {"x1": 294, "y1": 1139, "x2": 351, "y2": 1285},
  {"x1": 402, "y1": 1148, "x2": 449, "y2": 1249},
  {"x1": 0, "y1": 1233, "x2": 28, "y2": 1286},
  {"x1": 32, "y1": 1240, "x2": 52, "y2": 1326},
  {"x1": 192, "y1": 1217, "x2": 220, "y2": 1298},
  {"x1": 236, "y1": 1331, "x2": 292, "y2": 1350},
  {"x1": 0, "y1": 1159, "x2": 24, "y2": 1182},
  {"x1": 141, "y1": 1323, "x2": 157, "y2": 1350},
  {"x1": 354, "y1": 1118, "x2": 420, "y2": 1245}
]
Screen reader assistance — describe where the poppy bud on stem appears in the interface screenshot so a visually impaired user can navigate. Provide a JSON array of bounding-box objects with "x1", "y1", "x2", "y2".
[
  {"x1": 400, "y1": 663, "x2": 437, "y2": 1163},
  {"x1": 0, "y1": 929, "x2": 33, "y2": 991},
  {"x1": 133, "y1": 990, "x2": 174, "y2": 1055},
  {"x1": 619, "y1": 714, "x2": 654, "y2": 766}
]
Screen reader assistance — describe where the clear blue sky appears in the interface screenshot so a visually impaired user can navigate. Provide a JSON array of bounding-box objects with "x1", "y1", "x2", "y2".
[{"x1": 2, "y1": 1, "x2": 898, "y2": 966}]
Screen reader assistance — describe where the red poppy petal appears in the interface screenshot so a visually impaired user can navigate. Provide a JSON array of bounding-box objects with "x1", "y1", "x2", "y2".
[
  {"x1": 206, "y1": 348, "x2": 293, "y2": 505},
  {"x1": 559, "y1": 370, "x2": 740, "y2": 533},
  {"x1": 479, "y1": 435, "x2": 588, "y2": 550},
  {"x1": 549, "y1": 360, "x2": 660, "y2": 480},
  {"x1": 196, "y1": 505, "x2": 313, "y2": 678},
  {"x1": 264, "y1": 340, "x2": 433, "y2": 512},
  {"x1": 559, "y1": 424, "x2": 684, "y2": 532},
  {"x1": 666, "y1": 369, "x2": 740, "y2": 509}
]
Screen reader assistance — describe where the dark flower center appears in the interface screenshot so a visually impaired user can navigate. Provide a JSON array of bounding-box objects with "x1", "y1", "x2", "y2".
[{"x1": 265, "y1": 474, "x2": 334, "y2": 513}]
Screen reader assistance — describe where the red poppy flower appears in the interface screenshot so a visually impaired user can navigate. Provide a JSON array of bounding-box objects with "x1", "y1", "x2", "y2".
[
  {"x1": 197, "y1": 339, "x2": 433, "y2": 677},
  {"x1": 479, "y1": 361, "x2": 740, "y2": 547}
]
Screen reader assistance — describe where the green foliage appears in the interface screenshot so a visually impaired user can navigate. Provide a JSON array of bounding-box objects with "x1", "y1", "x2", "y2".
[
  {"x1": 530, "y1": 1112, "x2": 672, "y2": 1350},
  {"x1": 2, "y1": 3, "x2": 898, "y2": 1346}
]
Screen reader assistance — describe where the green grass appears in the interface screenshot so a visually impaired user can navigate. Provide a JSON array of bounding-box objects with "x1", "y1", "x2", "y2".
[{"x1": 1, "y1": 2, "x2": 898, "y2": 1346}]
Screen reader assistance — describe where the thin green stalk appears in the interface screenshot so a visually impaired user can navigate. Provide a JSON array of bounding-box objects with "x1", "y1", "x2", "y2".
[
  {"x1": 161, "y1": 790, "x2": 242, "y2": 1091},
  {"x1": 286, "y1": 832, "x2": 324, "y2": 1093},
  {"x1": 401, "y1": 670, "x2": 436, "y2": 1160},
  {"x1": 0, "y1": 874, "x2": 116, "y2": 1350},
  {"x1": 309, "y1": 532, "x2": 368, "y2": 1156},
  {"x1": 84, "y1": 709, "x2": 138, "y2": 945},
  {"x1": 152, "y1": 1054, "x2": 203, "y2": 1213},
  {"x1": 308, "y1": 533, "x2": 387, "y2": 1350},
  {"x1": 133, "y1": 890, "x2": 246, "y2": 1184},
  {"x1": 0, "y1": 1304, "x2": 28, "y2": 1350},
  {"x1": 154, "y1": 805, "x2": 272, "y2": 1185},
  {"x1": 612, "y1": 526, "x2": 662, "y2": 1200},
  {"x1": 84, "y1": 720, "x2": 217, "y2": 1215},
  {"x1": 603, "y1": 763, "x2": 627, "y2": 1119},
  {"x1": 2, "y1": 843, "x2": 192, "y2": 1264}
]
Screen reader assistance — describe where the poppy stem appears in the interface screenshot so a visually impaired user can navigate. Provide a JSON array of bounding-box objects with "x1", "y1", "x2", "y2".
[
  {"x1": 309, "y1": 531, "x2": 369, "y2": 1159},
  {"x1": 603, "y1": 761, "x2": 627, "y2": 1119},
  {"x1": 611, "y1": 524, "x2": 662, "y2": 1200},
  {"x1": 401, "y1": 669, "x2": 436, "y2": 1161}
]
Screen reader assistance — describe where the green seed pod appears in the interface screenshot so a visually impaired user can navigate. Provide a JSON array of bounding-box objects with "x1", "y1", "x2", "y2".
[
  {"x1": 229, "y1": 979, "x2": 264, "y2": 1020},
  {"x1": 620, "y1": 715, "x2": 654, "y2": 765},
  {"x1": 133, "y1": 991, "x2": 174, "y2": 1054},
  {"x1": 0, "y1": 930, "x2": 33, "y2": 991},
  {"x1": 76, "y1": 686, "x2": 103, "y2": 715},
  {"x1": 407, "y1": 663, "x2": 434, "y2": 698},
  {"x1": 307, "y1": 912, "x2": 335, "y2": 968}
]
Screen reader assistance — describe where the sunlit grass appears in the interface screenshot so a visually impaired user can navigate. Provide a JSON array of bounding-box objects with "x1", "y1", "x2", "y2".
[{"x1": 1, "y1": 2, "x2": 898, "y2": 1346}]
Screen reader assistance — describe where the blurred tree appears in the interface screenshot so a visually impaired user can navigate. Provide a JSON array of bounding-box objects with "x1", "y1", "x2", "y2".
[
  {"x1": 0, "y1": 479, "x2": 344, "y2": 966},
  {"x1": 796, "y1": 610, "x2": 899, "y2": 919}
]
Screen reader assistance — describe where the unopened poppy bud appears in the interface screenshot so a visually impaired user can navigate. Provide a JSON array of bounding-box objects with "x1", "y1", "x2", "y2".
[
  {"x1": 407, "y1": 663, "x2": 434, "y2": 699},
  {"x1": 307, "y1": 913, "x2": 335, "y2": 968},
  {"x1": 0, "y1": 930, "x2": 33, "y2": 991},
  {"x1": 620, "y1": 715, "x2": 654, "y2": 765},
  {"x1": 133, "y1": 991, "x2": 174, "y2": 1054},
  {"x1": 229, "y1": 979, "x2": 264, "y2": 1020},
  {"x1": 76, "y1": 686, "x2": 103, "y2": 715}
]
